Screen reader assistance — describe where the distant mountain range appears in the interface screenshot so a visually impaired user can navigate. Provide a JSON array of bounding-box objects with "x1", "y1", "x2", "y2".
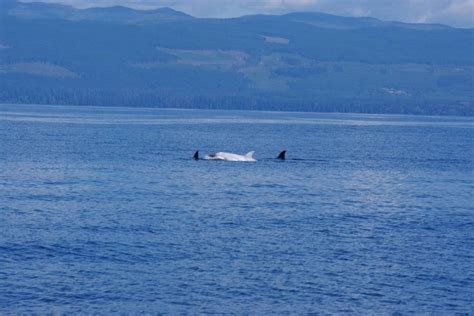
[{"x1": 1, "y1": 1, "x2": 473, "y2": 115}]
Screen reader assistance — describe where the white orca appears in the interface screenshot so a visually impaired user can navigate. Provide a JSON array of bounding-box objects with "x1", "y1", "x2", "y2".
[
  {"x1": 193, "y1": 150, "x2": 286, "y2": 161},
  {"x1": 204, "y1": 151, "x2": 256, "y2": 162}
]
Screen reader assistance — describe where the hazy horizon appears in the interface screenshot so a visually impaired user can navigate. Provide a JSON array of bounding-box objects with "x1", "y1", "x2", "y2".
[{"x1": 17, "y1": 0, "x2": 474, "y2": 28}]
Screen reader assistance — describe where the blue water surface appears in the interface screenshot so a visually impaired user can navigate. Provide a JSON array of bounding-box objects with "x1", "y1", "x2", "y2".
[{"x1": 0, "y1": 104, "x2": 473, "y2": 314}]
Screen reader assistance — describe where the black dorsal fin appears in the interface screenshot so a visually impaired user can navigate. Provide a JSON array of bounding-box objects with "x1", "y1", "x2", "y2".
[
  {"x1": 277, "y1": 150, "x2": 286, "y2": 160},
  {"x1": 193, "y1": 150, "x2": 199, "y2": 160}
]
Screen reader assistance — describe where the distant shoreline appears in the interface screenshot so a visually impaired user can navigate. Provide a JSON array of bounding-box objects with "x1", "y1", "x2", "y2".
[{"x1": 1, "y1": 103, "x2": 472, "y2": 119}]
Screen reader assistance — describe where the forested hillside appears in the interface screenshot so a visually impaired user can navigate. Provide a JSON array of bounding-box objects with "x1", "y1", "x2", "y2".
[{"x1": 1, "y1": 0, "x2": 473, "y2": 115}]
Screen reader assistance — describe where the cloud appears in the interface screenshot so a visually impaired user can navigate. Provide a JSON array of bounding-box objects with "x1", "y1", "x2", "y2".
[
  {"x1": 431, "y1": 0, "x2": 474, "y2": 27},
  {"x1": 20, "y1": 0, "x2": 474, "y2": 27}
]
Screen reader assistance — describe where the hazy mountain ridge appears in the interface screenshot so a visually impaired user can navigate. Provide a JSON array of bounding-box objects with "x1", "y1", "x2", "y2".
[
  {"x1": 1, "y1": 1, "x2": 473, "y2": 115},
  {"x1": 277, "y1": 12, "x2": 452, "y2": 31},
  {"x1": 5, "y1": 1, "x2": 192, "y2": 23}
]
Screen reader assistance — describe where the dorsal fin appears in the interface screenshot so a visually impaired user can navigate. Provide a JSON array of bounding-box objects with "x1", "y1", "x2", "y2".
[
  {"x1": 193, "y1": 150, "x2": 199, "y2": 160},
  {"x1": 245, "y1": 151, "x2": 255, "y2": 158},
  {"x1": 277, "y1": 150, "x2": 286, "y2": 160}
]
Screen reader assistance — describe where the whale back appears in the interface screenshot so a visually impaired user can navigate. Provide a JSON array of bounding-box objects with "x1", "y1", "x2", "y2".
[
  {"x1": 245, "y1": 151, "x2": 255, "y2": 158},
  {"x1": 193, "y1": 151, "x2": 199, "y2": 160}
]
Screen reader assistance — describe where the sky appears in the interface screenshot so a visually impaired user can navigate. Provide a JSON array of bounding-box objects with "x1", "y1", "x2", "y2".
[{"x1": 21, "y1": 0, "x2": 474, "y2": 28}]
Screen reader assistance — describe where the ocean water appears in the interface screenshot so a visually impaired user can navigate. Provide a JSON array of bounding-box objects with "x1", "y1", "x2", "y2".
[{"x1": 0, "y1": 104, "x2": 473, "y2": 314}]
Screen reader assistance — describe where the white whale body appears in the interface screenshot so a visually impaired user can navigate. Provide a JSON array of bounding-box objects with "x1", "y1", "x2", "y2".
[
  {"x1": 204, "y1": 151, "x2": 256, "y2": 162},
  {"x1": 193, "y1": 150, "x2": 285, "y2": 161}
]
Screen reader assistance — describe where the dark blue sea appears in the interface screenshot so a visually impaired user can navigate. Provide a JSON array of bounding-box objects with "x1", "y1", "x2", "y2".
[{"x1": 1, "y1": 104, "x2": 473, "y2": 314}]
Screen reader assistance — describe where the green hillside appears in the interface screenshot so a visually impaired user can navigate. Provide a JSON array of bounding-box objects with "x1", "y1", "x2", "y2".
[{"x1": 0, "y1": 1, "x2": 473, "y2": 115}]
